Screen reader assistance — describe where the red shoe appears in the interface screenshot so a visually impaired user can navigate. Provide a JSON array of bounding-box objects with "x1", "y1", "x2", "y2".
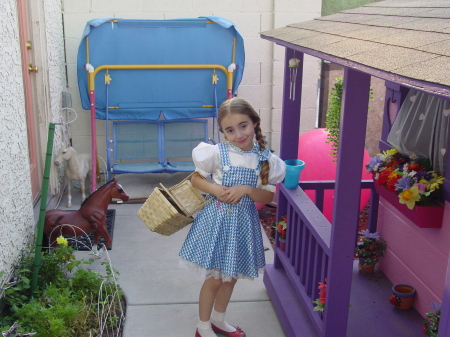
[
  {"x1": 195, "y1": 329, "x2": 201, "y2": 337},
  {"x1": 211, "y1": 324, "x2": 246, "y2": 337}
]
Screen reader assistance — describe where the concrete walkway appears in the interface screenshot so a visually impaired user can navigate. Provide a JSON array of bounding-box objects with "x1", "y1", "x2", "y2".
[
  {"x1": 111, "y1": 201, "x2": 284, "y2": 337},
  {"x1": 67, "y1": 173, "x2": 285, "y2": 337}
]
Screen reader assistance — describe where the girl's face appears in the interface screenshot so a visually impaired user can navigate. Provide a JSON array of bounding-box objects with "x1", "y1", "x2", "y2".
[{"x1": 220, "y1": 113, "x2": 257, "y2": 151}]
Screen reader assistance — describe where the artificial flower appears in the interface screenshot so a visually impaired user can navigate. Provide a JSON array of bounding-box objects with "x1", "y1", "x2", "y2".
[
  {"x1": 273, "y1": 216, "x2": 287, "y2": 240},
  {"x1": 399, "y1": 186, "x2": 421, "y2": 210},
  {"x1": 56, "y1": 235, "x2": 68, "y2": 247},
  {"x1": 367, "y1": 148, "x2": 444, "y2": 209},
  {"x1": 312, "y1": 279, "x2": 327, "y2": 311}
]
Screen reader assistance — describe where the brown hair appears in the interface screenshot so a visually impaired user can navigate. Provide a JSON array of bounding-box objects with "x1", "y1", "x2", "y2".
[{"x1": 218, "y1": 97, "x2": 270, "y2": 185}]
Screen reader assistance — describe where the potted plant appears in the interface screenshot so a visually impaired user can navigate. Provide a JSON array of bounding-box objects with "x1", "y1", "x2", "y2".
[
  {"x1": 355, "y1": 229, "x2": 387, "y2": 273},
  {"x1": 273, "y1": 216, "x2": 287, "y2": 251},
  {"x1": 422, "y1": 302, "x2": 440, "y2": 336},
  {"x1": 366, "y1": 147, "x2": 445, "y2": 227}
]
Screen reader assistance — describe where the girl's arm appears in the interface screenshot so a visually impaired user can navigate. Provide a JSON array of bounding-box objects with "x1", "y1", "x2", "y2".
[
  {"x1": 191, "y1": 173, "x2": 273, "y2": 204},
  {"x1": 220, "y1": 185, "x2": 274, "y2": 205},
  {"x1": 191, "y1": 172, "x2": 228, "y2": 200}
]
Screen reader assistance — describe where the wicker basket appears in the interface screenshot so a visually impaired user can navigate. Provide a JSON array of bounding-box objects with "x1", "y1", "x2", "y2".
[{"x1": 137, "y1": 173, "x2": 209, "y2": 236}]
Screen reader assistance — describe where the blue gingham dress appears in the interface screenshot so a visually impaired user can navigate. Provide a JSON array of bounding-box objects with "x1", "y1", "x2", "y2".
[{"x1": 179, "y1": 142, "x2": 266, "y2": 281}]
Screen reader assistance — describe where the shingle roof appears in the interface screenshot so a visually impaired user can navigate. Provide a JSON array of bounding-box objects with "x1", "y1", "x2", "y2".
[{"x1": 260, "y1": 0, "x2": 450, "y2": 97}]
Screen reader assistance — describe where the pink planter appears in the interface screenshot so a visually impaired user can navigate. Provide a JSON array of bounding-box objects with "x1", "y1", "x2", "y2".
[
  {"x1": 374, "y1": 183, "x2": 444, "y2": 228},
  {"x1": 279, "y1": 238, "x2": 286, "y2": 251}
]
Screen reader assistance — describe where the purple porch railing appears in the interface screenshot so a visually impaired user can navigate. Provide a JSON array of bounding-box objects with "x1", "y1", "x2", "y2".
[{"x1": 267, "y1": 180, "x2": 378, "y2": 336}]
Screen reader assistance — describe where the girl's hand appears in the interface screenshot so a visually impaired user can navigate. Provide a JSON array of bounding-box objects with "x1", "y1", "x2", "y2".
[{"x1": 219, "y1": 185, "x2": 249, "y2": 204}]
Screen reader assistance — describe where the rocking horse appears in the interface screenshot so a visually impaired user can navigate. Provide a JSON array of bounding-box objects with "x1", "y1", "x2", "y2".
[
  {"x1": 54, "y1": 145, "x2": 91, "y2": 208},
  {"x1": 44, "y1": 178, "x2": 129, "y2": 255}
]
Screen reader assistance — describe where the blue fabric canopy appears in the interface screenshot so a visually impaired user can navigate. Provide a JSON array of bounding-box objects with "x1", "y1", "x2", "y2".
[{"x1": 77, "y1": 17, "x2": 245, "y2": 120}]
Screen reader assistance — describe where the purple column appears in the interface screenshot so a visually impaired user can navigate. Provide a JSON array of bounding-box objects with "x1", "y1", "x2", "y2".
[
  {"x1": 439, "y1": 253, "x2": 450, "y2": 336},
  {"x1": 276, "y1": 48, "x2": 303, "y2": 269},
  {"x1": 279, "y1": 48, "x2": 303, "y2": 161},
  {"x1": 323, "y1": 68, "x2": 371, "y2": 337}
]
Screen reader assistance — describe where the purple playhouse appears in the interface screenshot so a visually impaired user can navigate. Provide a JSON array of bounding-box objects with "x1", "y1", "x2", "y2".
[{"x1": 260, "y1": 1, "x2": 450, "y2": 336}]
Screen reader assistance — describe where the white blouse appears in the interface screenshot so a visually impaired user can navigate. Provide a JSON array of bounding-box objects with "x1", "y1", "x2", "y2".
[{"x1": 192, "y1": 142, "x2": 286, "y2": 193}]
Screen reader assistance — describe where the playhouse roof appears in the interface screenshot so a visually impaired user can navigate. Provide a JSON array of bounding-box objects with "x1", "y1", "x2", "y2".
[{"x1": 261, "y1": 0, "x2": 450, "y2": 98}]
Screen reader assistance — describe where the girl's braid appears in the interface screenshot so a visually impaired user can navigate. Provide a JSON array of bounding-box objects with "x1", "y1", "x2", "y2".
[{"x1": 254, "y1": 124, "x2": 270, "y2": 185}]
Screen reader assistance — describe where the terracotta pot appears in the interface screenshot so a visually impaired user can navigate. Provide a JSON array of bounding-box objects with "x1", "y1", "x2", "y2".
[{"x1": 391, "y1": 284, "x2": 416, "y2": 310}]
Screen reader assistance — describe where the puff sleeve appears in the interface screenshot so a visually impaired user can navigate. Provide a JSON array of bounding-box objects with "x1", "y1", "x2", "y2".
[{"x1": 192, "y1": 142, "x2": 221, "y2": 178}]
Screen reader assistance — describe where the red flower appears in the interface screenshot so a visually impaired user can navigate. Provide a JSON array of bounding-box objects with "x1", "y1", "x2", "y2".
[
  {"x1": 318, "y1": 280, "x2": 327, "y2": 301},
  {"x1": 408, "y1": 163, "x2": 420, "y2": 171},
  {"x1": 387, "y1": 174, "x2": 401, "y2": 192},
  {"x1": 376, "y1": 168, "x2": 393, "y2": 186}
]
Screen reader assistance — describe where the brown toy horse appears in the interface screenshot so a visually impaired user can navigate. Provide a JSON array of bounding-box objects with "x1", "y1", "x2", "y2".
[{"x1": 44, "y1": 178, "x2": 129, "y2": 255}]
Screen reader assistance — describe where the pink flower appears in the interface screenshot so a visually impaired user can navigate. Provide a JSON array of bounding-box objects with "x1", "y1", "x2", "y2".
[{"x1": 414, "y1": 182, "x2": 427, "y2": 194}]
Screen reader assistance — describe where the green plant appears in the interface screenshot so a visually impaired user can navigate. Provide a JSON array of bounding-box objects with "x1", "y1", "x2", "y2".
[
  {"x1": 422, "y1": 303, "x2": 440, "y2": 337},
  {"x1": 1, "y1": 236, "x2": 124, "y2": 336},
  {"x1": 325, "y1": 77, "x2": 373, "y2": 161},
  {"x1": 355, "y1": 230, "x2": 387, "y2": 266},
  {"x1": 325, "y1": 77, "x2": 343, "y2": 161}
]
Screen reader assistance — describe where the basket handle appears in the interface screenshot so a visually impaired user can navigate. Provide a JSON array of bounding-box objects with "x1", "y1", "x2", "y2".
[
  {"x1": 183, "y1": 172, "x2": 215, "y2": 214},
  {"x1": 166, "y1": 172, "x2": 214, "y2": 215}
]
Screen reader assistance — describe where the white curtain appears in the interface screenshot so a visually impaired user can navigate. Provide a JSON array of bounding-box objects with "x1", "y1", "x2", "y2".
[{"x1": 387, "y1": 89, "x2": 449, "y2": 176}]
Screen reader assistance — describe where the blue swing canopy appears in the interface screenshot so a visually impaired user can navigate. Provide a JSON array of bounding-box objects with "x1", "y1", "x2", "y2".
[
  {"x1": 77, "y1": 17, "x2": 245, "y2": 185},
  {"x1": 77, "y1": 16, "x2": 245, "y2": 120}
]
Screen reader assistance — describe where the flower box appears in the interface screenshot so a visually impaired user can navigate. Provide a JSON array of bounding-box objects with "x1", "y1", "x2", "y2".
[{"x1": 374, "y1": 183, "x2": 444, "y2": 228}]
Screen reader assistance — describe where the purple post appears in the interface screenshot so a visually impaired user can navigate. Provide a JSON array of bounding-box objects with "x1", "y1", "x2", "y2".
[
  {"x1": 323, "y1": 68, "x2": 371, "y2": 337},
  {"x1": 279, "y1": 48, "x2": 303, "y2": 161},
  {"x1": 439, "y1": 256, "x2": 450, "y2": 336}
]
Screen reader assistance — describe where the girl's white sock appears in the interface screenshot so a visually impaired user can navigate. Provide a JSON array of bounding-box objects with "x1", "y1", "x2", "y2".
[
  {"x1": 211, "y1": 309, "x2": 236, "y2": 333},
  {"x1": 197, "y1": 319, "x2": 217, "y2": 337}
]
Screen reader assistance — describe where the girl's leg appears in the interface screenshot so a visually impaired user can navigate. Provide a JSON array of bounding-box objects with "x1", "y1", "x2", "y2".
[
  {"x1": 213, "y1": 278, "x2": 237, "y2": 313},
  {"x1": 199, "y1": 277, "x2": 223, "y2": 321},
  {"x1": 211, "y1": 278, "x2": 239, "y2": 333},
  {"x1": 197, "y1": 277, "x2": 223, "y2": 337}
]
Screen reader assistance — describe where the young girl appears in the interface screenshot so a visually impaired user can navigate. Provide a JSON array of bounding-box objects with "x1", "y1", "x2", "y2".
[{"x1": 179, "y1": 98, "x2": 286, "y2": 337}]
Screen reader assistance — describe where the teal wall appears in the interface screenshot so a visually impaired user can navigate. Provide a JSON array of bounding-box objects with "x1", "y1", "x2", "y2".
[{"x1": 322, "y1": 0, "x2": 378, "y2": 16}]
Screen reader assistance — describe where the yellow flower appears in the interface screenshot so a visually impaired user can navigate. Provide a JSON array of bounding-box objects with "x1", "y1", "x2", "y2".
[
  {"x1": 388, "y1": 170, "x2": 401, "y2": 179},
  {"x1": 426, "y1": 173, "x2": 444, "y2": 191},
  {"x1": 56, "y1": 235, "x2": 68, "y2": 247},
  {"x1": 399, "y1": 186, "x2": 421, "y2": 210},
  {"x1": 383, "y1": 148, "x2": 398, "y2": 157}
]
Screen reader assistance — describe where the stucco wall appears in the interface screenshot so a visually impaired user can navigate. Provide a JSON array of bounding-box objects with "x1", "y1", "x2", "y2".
[
  {"x1": 62, "y1": 0, "x2": 322, "y2": 160},
  {"x1": 0, "y1": 0, "x2": 66, "y2": 290},
  {"x1": 0, "y1": 0, "x2": 35, "y2": 285}
]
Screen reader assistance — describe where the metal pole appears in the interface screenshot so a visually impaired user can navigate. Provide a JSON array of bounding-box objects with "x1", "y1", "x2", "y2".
[{"x1": 31, "y1": 122, "x2": 55, "y2": 293}]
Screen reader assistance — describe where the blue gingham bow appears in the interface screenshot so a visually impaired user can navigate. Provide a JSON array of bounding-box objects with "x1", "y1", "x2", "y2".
[{"x1": 253, "y1": 144, "x2": 270, "y2": 162}]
